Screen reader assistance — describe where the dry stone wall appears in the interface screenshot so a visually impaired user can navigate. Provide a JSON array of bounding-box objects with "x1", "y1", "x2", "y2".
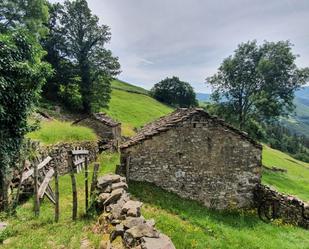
[
  {"x1": 94, "y1": 174, "x2": 175, "y2": 249},
  {"x1": 255, "y1": 184, "x2": 309, "y2": 229},
  {"x1": 120, "y1": 113, "x2": 262, "y2": 210},
  {"x1": 16, "y1": 140, "x2": 98, "y2": 176},
  {"x1": 43, "y1": 141, "x2": 98, "y2": 174}
]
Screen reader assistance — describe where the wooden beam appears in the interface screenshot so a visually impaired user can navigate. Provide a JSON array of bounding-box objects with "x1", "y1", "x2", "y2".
[
  {"x1": 69, "y1": 151, "x2": 78, "y2": 220},
  {"x1": 85, "y1": 157, "x2": 89, "y2": 213},
  {"x1": 90, "y1": 162, "x2": 100, "y2": 197},
  {"x1": 72, "y1": 150, "x2": 89, "y2": 155},
  {"x1": 126, "y1": 156, "x2": 131, "y2": 183},
  {"x1": 38, "y1": 168, "x2": 54, "y2": 199},
  {"x1": 73, "y1": 158, "x2": 85, "y2": 167},
  {"x1": 21, "y1": 156, "x2": 52, "y2": 183},
  {"x1": 33, "y1": 161, "x2": 40, "y2": 216},
  {"x1": 54, "y1": 162, "x2": 59, "y2": 222}
]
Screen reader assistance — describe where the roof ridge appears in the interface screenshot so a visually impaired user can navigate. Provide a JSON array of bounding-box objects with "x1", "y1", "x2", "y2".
[{"x1": 120, "y1": 108, "x2": 261, "y2": 149}]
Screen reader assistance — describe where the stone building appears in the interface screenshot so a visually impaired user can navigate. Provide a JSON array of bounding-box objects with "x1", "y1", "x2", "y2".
[
  {"x1": 119, "y1": 108, "x2": 262, "y2": 210},
  {"x1": 73, "y1": 113, "x2": 121, "y2": 149}
]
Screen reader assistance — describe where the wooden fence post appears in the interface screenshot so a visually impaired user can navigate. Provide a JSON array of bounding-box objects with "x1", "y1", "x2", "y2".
[
  {"x1": 13, "y1": 160, "x2": 25, "y2": 211},
  {"x1": 126, "y1": 156, "x2": 131, "y2": 183},
  {"x1": 33, "y1": 160, "x2": 40, "y2": 217},
  {"x1": 54, "y1": 159, "x2": 59, "y2": 223},
  {"x1": 90, "y1": 162, "x2": 100, "y2": 198},
  {"x1": 69, "y1": 151, "x2": 77, "y2": 221},
  {"x1": 85, "y1": 156, "x2": 89, "y2": 213}
]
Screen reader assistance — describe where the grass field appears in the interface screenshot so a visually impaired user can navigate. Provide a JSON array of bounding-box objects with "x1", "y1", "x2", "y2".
[
  {"x1": 102, "y1": 82, "x2": 173, "y2": 136},
  {"x1": 27, "y1": 120, "x2": 97, "y2": 144},
  {"x1": 262, "y1": 145, "x2": 309, "y2": 201},
  {"x1": 0, "y1": 153, "x2": 119, "y2": 249}
]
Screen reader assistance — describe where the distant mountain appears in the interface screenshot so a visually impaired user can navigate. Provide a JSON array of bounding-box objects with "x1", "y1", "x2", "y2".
[
  {"x1": 197, "y1": 87, "x2": 309, "y2": 137},
  {"x1": 196, "y1": 92, "x2": 211, "y2": 102},
  {"x1": 295, "y1": 86, "x2": 309, "y2": 100}
]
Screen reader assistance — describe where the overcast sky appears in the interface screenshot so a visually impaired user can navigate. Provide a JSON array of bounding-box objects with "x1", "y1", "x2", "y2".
[{"x1": 49, "y1": 0, "x2": 309, "y2": 93}]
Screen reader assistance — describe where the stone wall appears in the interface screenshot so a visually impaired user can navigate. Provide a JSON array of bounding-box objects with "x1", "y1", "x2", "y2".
[
  {"x1": 254, "y1": 184, "x2": 309, "y2": 229},
  {"x1": 45, "y1": 141, "x2": 98, "y2": 174},
  {"x1": 17, "y1": 140, "x2": 99, "y2": 176},
  {"x1": 120, "y1": 114, "x2": 262, "y2": 210},
  {"x1": 76, "y1": 118, "x2": 121, "y2": 143},
  {"x1": 94, "y1": 174, "x2": 175, "y2": 249}
]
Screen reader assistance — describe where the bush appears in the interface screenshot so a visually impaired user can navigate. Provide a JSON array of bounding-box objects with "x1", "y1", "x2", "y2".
[
  {"x1": 59, "y1": 79, "x2": 83, "y2": 112},
  {"x1": 293, "y1": 152, "x2": 309, "y2": 163}
]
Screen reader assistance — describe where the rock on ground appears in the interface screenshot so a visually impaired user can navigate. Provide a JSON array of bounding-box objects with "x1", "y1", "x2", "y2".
[{"x1": 141, "y1": 234, "x2": 176, "y2": 249}]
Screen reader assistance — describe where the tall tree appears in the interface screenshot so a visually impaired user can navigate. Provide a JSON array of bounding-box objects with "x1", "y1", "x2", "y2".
[
  {"x1": 151, "y1": 76, "x2": 198, "y2": 108},
  {"x1": 0, "y1": 0, "x2": 51, "y2": 210},
  {"x1": 0, "y1": 0, "x2": 49, "y2": 35},
  {"x1": 207, "y1": 40, "x2": 309, "y2": 130},
  {"x1": 55, "y1": 0, "x2": 120, "y2": 113}
]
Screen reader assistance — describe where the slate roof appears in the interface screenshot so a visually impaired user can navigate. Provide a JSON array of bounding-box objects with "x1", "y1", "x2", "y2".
[
  {"x1": 120, "y1": 108, "x2": 262, "y2": 149},
  {"x1": 73, "y1": 113, "x2": 120, "y2": 127}
]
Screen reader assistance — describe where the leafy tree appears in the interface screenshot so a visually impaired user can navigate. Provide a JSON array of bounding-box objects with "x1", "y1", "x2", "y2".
[
  {"x1": 0, "y1": 0, "x2": 51, "y2": 209},
  {"x1": 151, "y1": 76, "x2": 198, "y2": 107},
  {"x1": 40, "y1": 2, "x2": 80, "y2": 109},
  {"x1": 207, "y1": 40, "x2": 309, "y2": 130},
  {"x1": 0, "y1": 0, "x2": 49, "y2": 36},
  {"x1": 50, "y1": 0, "x2": 120, "y2": 113}
]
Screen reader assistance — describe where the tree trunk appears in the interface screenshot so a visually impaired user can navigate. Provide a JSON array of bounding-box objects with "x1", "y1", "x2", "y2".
[
  {"x1": 0, "y1": 163, "x2": 14, "y2": 212},
  {"x1": 79, "y1": 55, "x2": 92, "y2": 113}
]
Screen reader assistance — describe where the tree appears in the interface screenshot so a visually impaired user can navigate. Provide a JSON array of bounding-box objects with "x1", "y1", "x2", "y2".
[
  {"x1": 53, "y1": 0, "x2": 120, "y2": 113},
  {"x1": 207, "y1": 40, "x2": 309, "y2": 130},
  {"x1": 0, "y1": 0, "x2": 51, "y2": 210},
  {"x1": 0, "y1": 0, "x2": 49, "y2": 36},
  {"x1": 40, "y1": 2, "x2": 81, "y2": 109},
  {"x1": 151, "y1": 76, "x2": 198, "y2": 107}
]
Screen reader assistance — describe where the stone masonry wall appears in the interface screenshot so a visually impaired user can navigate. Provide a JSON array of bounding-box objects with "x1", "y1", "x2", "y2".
[
  {"x1": 76, "y1": 118, "x2": 121, "y2": 144},
  {"x1": 24, "y1": 140, "x2": 99, "y2": 175},
  {"x1": 255, "y1": 184, "x2": 309, "y2": 229},
  {"x1": 120, "y1": 114, "x2": 262, "y2": 210}
]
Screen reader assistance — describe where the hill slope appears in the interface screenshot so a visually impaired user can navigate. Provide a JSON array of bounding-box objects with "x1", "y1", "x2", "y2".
[{"x1": 102, "y1": 80, "x2": 173, "y2": 136}]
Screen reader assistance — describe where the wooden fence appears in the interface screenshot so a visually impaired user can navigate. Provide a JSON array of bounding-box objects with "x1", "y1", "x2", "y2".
[{"x1": 15, "y1": 147, "x2": 100, "y2": 222}]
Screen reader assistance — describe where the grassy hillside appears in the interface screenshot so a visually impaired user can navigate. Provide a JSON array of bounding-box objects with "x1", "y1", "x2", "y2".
[
  {"x1": 262, "y1": 145, "x2": 309, "y2": 201},
  {"x1": 280, "y1": 87, "x2": 309, "y2": 136},
  {"x1": 103, "y1": 80, "x2": 173, "y2": 136}
]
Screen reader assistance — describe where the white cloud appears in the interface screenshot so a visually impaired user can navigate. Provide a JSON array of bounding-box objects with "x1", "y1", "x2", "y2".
[{"x1": 49, "y1": 0, "x2": 309, "y2": 92}]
